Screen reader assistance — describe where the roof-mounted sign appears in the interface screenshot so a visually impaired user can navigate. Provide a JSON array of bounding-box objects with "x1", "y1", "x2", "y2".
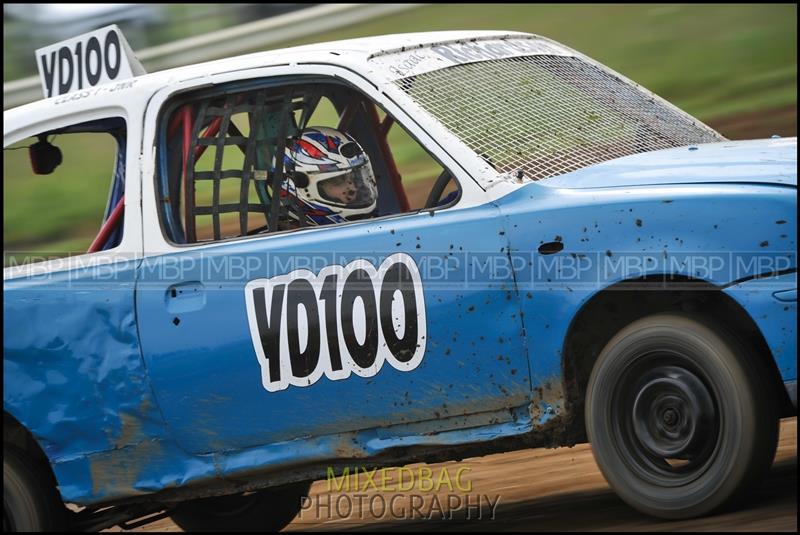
[{"x1": 36, "y1": 24, "x2": 146, "y2": 99}]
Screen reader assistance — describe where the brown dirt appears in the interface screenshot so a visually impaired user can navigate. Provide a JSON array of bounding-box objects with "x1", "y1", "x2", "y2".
[
  {"x1": 126, "y1": 417, "x2": 796, "y2": 532},
  {"x1": 706, "y1": 105, "x2": 797, "y2": 140}
]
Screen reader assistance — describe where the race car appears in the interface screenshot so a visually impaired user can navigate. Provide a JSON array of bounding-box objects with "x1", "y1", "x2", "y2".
[{"x1": 3, "y1": 28, "x2": 796, "y2": 531}]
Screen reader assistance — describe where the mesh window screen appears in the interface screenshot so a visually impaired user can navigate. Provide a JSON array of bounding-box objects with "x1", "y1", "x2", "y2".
[
  {"x1": 395, "y1": 55, "x2": 724, "y2": 181},
  {"x1": 177, "y1": 91, "x2": 301, "y2": 243}
]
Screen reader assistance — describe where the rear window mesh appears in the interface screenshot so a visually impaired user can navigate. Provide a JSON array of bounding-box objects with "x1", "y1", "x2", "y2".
[{"x1": 395, "y1": 55, "x2": 724, "y2": 181}]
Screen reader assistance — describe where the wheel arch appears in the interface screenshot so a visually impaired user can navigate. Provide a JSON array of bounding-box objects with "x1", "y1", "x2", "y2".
[{"x1": 560, "y1": 275, "x2": 793, "y2": 443}]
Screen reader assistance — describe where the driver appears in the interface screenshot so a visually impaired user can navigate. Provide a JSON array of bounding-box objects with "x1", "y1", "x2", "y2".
[{"x1": 279, "y1": 126, "x2": 378, "y2": 226}]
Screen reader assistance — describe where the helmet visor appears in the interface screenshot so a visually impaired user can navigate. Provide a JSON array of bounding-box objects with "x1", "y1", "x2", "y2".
[{"x1": 316, "y1": 165, "x2": 377, "y2": 208}]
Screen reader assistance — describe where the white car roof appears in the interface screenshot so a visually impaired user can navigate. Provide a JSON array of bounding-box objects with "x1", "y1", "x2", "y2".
[{"x1": 4, "y1": 30, "x2": 538, "y2": 137}]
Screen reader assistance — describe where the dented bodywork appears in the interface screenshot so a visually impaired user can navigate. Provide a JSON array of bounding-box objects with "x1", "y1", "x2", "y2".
[{"x1": 3, "y1": 30, "x2": 797, "y2": 509}]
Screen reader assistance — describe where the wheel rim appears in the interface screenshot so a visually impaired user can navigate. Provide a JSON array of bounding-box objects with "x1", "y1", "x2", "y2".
[{"x1": 612, "y1": 350, "x2": 721, "y2": 487}]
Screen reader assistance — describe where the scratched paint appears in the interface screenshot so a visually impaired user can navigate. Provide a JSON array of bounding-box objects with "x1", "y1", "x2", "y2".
[
  {"x1": 135, "y1": 202, "x2": 532, "y2": 456},
  {"x1": 3, "y1": 261, "x2": 176, "y2": 503},
  {"x1": 498, "y1": 141, "x2": 797, "y2": 384},
  {"x1": 530, "y1": 379, "x2": 566, "y2": 426},
  {"x1": 724, "y1": 272, "x2": 798, "y2": 382}
]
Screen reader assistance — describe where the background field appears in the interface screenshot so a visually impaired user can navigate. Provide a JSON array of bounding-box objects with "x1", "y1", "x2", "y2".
[{"x1": 3, "y1": 3, "x2": 797, "y2": 258}]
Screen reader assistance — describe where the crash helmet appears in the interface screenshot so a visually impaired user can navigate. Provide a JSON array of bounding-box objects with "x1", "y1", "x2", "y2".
[{"x1": 281, "y1": 126, "x2": 378, "y2": 225}]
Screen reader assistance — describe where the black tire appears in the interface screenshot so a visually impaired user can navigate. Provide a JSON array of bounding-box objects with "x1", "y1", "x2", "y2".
[
  {"x1": 585, "y1": 313, "x2": 779, "y2": 520},
  {"x1": 4, "y1": 445, "x2": 66, "y2": 531},
  {"x1": 169, "y1": 481, "x2": 312, "y2": 532}
]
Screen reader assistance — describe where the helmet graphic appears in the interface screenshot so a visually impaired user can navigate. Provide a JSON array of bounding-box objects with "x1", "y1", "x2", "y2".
[{"x1": 281, "y1": 127, "x2": 378, "y2": 225}]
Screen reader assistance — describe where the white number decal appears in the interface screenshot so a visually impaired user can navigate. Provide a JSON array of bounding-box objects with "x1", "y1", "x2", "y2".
[{"x1": 245, "y1": 253, "x2": 427, "y2": 392}]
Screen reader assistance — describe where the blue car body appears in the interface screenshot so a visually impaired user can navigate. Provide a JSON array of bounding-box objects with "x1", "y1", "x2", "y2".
[
  {"x1": 3, "y1": 31, "x2": 796, "y2": 510},
  {"x1": 5, "y1": 137, "x2": 795, "y2": 505}
]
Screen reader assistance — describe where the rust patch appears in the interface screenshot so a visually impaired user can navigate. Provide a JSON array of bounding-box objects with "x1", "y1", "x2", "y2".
[
  {"x1": 116, "y1": 412, "x2": 145, "y2": 449},
  {"x1": 89, "y1": 439, "x2": 163, "y2": 498},
  {"x1": 113, "y1": 394, "x2": 160, "y2": 449},
  {"x1": 333, "y1": 436, "x2": 369, "y2": 459},
  {"x1": 139, "y1": 395, "x2": 153, "y2": 415},
  {"x1": 529, "y1": 379, "x2": 566, "y2": 426},
  {"x1": 197, "y1": 393, "x2": 233, "y2": 405}
]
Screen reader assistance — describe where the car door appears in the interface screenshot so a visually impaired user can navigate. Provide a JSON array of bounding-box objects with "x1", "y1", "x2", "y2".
[{"x1": 134, "y1": 66, "x2": 532, "y2": 455}]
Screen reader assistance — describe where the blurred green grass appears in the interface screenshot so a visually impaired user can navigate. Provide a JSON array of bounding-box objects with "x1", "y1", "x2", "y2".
[
  {"x1": 4, "y1": 133, "x2": 118, "y2": 256},
  {"x1": 263, "y1": 3, "x2": 796, "y2": 121},
  {"x1": 4, "y1": 4, "x2": 796, "y2": 256}
]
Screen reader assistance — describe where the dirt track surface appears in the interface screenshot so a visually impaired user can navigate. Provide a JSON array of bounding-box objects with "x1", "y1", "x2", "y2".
[{"x1": 127, "y1": 417, "x2": 796, "y2": 532}]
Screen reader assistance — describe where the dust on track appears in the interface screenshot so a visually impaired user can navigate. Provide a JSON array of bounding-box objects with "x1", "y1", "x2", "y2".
[{"x1": 126, "y1": 417, "x2": 796, "y2": 532}]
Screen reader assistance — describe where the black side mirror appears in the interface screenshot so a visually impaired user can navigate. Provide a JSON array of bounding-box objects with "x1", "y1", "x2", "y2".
[{"x1": 29, "y1": 135, "x2": 62, "y2": 175}]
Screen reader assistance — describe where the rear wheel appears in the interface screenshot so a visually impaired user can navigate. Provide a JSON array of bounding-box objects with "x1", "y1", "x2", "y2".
[
  {"x1": 585, "y1": 313, "x2": 779, "y2": 519},
  {"x1": 4, "y1": 445, "x2": 66, "y2": 531},
  {"x1": 169, "y1": 481, "x2": 312, "y2": 532}
]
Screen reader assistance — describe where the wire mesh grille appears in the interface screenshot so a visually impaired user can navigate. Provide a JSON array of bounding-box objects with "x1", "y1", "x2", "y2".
[{"x1": 395, "y1": 55, "x2": 724, "y2": 181}]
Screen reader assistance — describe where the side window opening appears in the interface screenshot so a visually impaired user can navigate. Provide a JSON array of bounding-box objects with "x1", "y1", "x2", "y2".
[
  {"x1": 380, "y1": 108, "x2": 459, "y2": 210},
  {"x1": 157, "y1": 79, "x2": 461, "y2": 246},
  {"x1": 3, "y1": 117, "x2": 127, "y2": 266}
]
